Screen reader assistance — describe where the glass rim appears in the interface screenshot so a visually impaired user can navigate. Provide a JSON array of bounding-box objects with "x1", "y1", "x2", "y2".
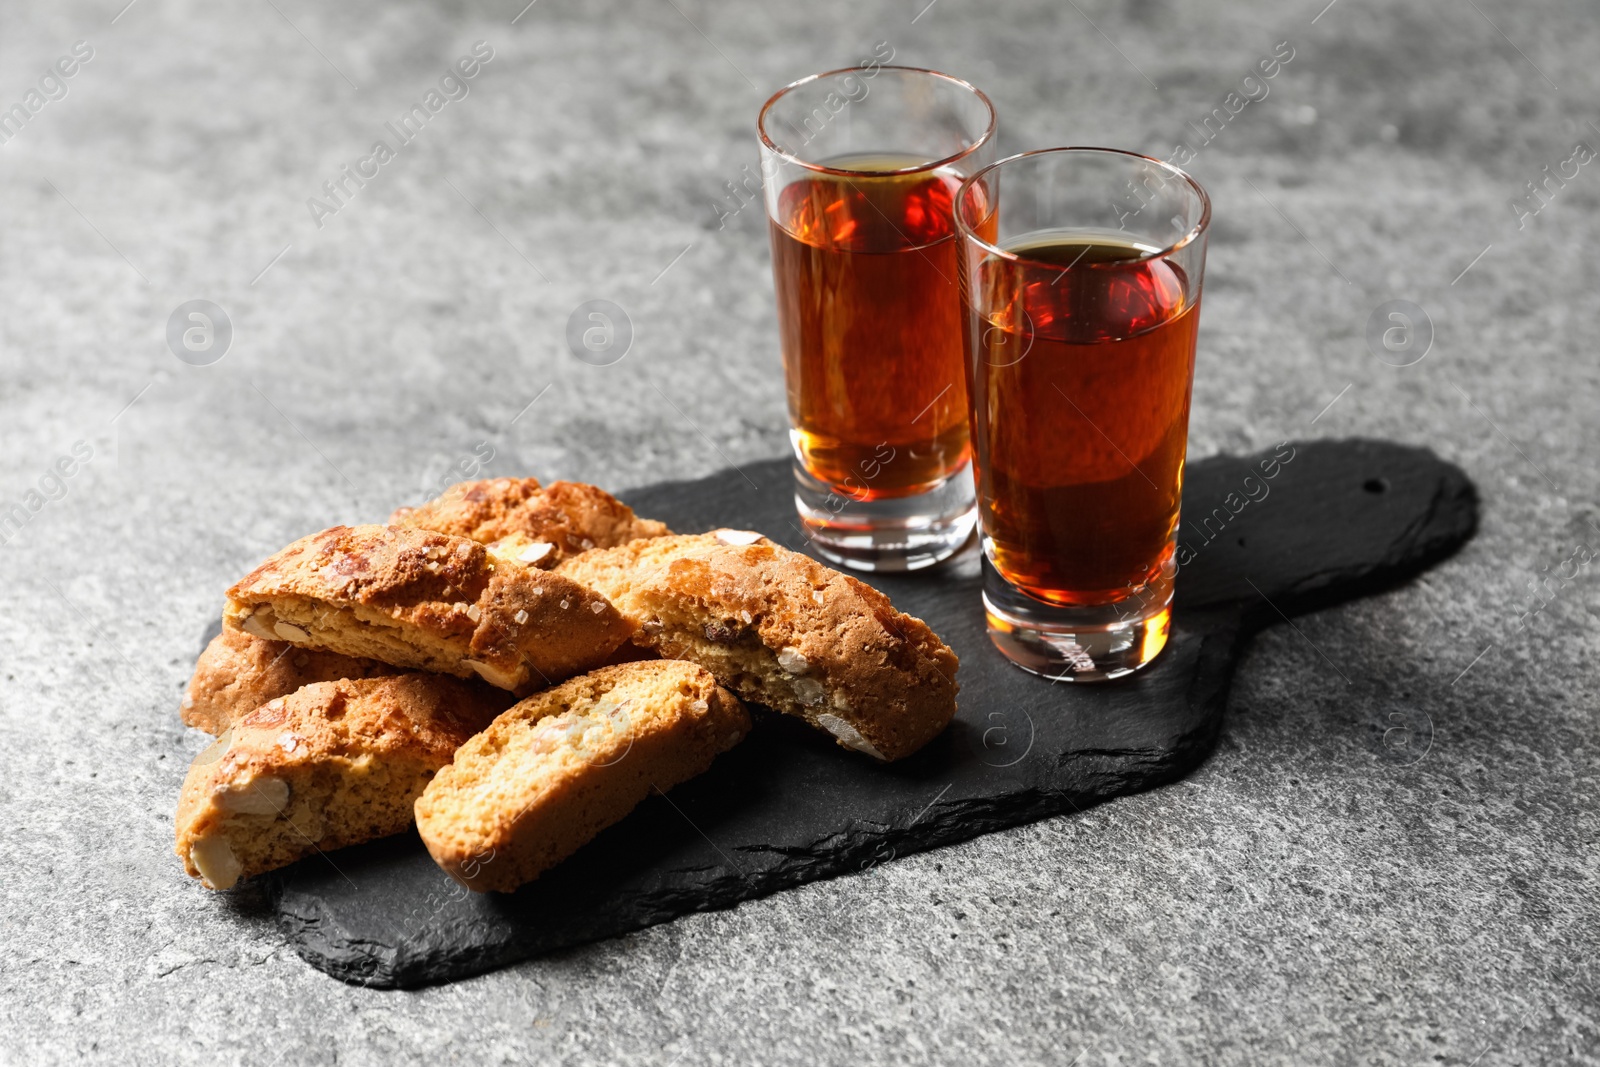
[
  {"x1": 757, "y1": 65, "x2": 997, "y2": 178},
  {"x1": 954, "y1": 146, "x2": 1213, "y2": 268}
]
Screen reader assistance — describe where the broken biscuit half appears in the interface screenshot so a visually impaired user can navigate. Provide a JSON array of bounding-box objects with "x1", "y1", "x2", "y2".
[
  {"x1": 224, "y1": 524, "x2": 631, "y2": 694},
  {"x1": 415, "y1": 660, "x2": 749, "y2": 893},
  {"x1": 175, "y1": 675, "x2": 510, "y2": 890}
]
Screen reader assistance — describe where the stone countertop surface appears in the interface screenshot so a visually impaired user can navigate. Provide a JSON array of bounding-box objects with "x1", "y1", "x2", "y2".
[{"x1": 1, "y1": 0, "x2": 1595, "y2": 1063}]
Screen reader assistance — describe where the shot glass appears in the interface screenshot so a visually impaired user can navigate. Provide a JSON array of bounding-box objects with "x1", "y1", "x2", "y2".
[
  {"x1": 758, "y1": 66, "x2": 996, "y2": 572},
  {"x1": 955, "y1": 148, "x2": 1211, "y2": 680}
]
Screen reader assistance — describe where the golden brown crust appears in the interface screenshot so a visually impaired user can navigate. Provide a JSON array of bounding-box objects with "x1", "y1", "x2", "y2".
[
  {"x1": 626, "y1": 542, "x2": 959, "y2": 762},
  {"x1": 415, "y1": 660, "x2": 749, "y2": 893},
  {"x1": 223, "y1": 524, "x2": 632, "y2": 694},
  {"x1": 182, "y1": 628, "x2": 398, "y2": 735},
  {"x1": 390, "y1": 478, "x2": 670, "y2": 566},
  {"x1": 174, "y1": 675, "x2": 511, "y2": 889}
]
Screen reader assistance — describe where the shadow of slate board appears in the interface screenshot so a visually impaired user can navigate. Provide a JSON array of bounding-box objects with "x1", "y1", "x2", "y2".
[{"x1": 264, "y1": 439, "x2": 1477, "y2": 988}]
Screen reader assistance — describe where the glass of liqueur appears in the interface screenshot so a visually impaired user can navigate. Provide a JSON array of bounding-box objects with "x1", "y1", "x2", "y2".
[
  {"x1": 955, "y1": 148, "x2": 1211, "y2": 680},
  {"x1": 758, "y1": 67, "x2": 997, "y2": 571}
]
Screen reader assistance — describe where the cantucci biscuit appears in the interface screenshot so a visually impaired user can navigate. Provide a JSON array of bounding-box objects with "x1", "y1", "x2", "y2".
[
  {"x1": 175, "y1": 675, "x2": 509, "y2": 890},
  {"x1": 391, "y1": 478, "x2": 670, "y2": 567},
  {"x1": 415, "y1": 660, "x2": 749, "y2": 893},
  {"x1": 624, "y1": 542, "x2": 959, "y2": 762},
  {"x1": 182, "y1": 628, "x2": 398, "y2": 735},
  {"x1": 224, "y1": 524, "x2": 631, "y2": 694},
  {"x1": 553, "y1": 529, "x2": 766, "y2": 618}
]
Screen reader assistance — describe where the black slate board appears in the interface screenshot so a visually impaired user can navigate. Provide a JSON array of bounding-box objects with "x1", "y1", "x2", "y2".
[{"x1": 258, "y1": 439, "x2": 1476, "y2": 988}]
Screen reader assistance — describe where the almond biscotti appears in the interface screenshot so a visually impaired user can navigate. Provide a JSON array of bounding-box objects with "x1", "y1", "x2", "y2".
[
  {"x1": 553, "y1": 529, "x2": 763, "y2": 616},
  {"x1": 224, "y1": 524, "x2": 631, "y2": 694},
  {"x1": 175, "y1": 675, "x2": 509, "y2": 890},
  {"x1": 619, "y1": 541, "x2": 959, "y2": 762},
  {"x1": 183, "y1": 628, "x2": 400, "y2": 735},
  {"x1": 415, "y1": 660, "x2": 749, "y2": 893},
  {"x1": 390, "y1": 477, "x2": 670, "y2": 567}
]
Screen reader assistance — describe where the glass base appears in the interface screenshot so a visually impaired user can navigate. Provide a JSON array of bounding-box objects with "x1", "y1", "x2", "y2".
[
  {"x1": 792, "y1": 458, "x2": 977, "y2": 573},
  {"x1": 982, "y1": 554, "x2": 1173, "y2": 682}
]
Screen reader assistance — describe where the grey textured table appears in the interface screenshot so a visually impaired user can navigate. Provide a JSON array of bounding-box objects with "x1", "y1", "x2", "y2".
[{"x1": 2, "y1": 1, "x2": 1595, "y2": 1064}]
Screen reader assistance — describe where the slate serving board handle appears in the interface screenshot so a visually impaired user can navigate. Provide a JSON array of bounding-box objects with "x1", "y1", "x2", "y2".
[
  {"x1": 1173, "y1": 438, "x2": 1478, "y2": 617},
  {"x1": 256, "y1": 438, "x2": 1477, "y2": 988}
]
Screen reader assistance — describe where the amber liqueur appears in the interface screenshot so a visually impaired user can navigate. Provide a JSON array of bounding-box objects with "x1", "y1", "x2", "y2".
[
  {"x1": 769, "y1": 153, "x2": 993, "y2": 499},
  {"x1": 967, "y1": 232, "x2": 1199, "y2": 606}
]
